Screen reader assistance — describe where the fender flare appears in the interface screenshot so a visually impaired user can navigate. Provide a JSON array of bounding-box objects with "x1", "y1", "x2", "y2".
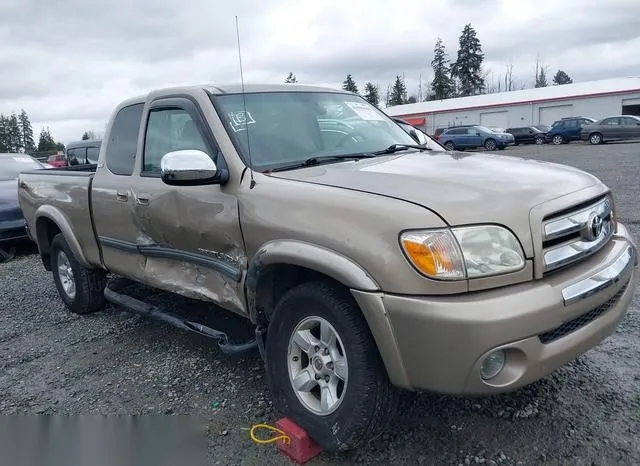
[
  {"x1": 34, "y1": 205, "x2": 91, "y2": 268},
  {"x1": 245, "y1": 239, "x2": 379, "y2": 321}
]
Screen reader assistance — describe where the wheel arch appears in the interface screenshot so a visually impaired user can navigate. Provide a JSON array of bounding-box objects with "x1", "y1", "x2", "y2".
[
  {"x1": 245, "y1": 240, "x2": 379, "y2": 324},
  {"x1": 34, "y1": 205, "x2": 91, "y2": 270}
]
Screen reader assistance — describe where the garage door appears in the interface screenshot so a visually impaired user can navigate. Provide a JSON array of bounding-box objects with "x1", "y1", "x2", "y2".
[
  {"x1": 622, "y1": 98, "x2": 640, "y2": 117},
  {"x1": 539, "y1": 105, "x2": 573, "y2": 125},
  {"x1": 480, "y1": 111, "x2": 508, "y2": 129}
]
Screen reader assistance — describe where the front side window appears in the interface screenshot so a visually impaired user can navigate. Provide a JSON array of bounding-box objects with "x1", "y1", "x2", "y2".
[
  {"x1": 143, "y1": 108, "x2": 210, "y2": 173},
  {"x1": 212, "y1": 91, "x2": 421, "y2": 171}
]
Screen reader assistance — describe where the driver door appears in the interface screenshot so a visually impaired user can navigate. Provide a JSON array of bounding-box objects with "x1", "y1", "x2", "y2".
[{"x1": 129, "y1": 97, "x2": 248, "y2": 316}]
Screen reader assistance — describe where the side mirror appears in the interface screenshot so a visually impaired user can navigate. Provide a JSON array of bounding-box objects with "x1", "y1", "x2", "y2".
[
  {"x1": 475, "y1": 132, "x2": 481, "y2": 136},
  {"x1": 160, "y1": 150, "x2": 227, "y2": 186}
]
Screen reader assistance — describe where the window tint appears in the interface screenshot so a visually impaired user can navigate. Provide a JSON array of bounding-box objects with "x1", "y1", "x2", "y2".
[
  {"x1": 621, "y1": 117, "x2": 639, "y2": 125},
  {"x1": 602, "y1": 118, "x2": 619, "y2": 125},
  {"x1": 86, "y1": 146, "x2": 100, "y2": 164},
  {"x1": 447, "y1": 128, "x2": 465, "y2": 135},
  {"x1": 67, "y1": 147, "x2": 86, "y2": 165},
  {"x1": 105, "y1": 103, "x2": 144, "y2": 176},
  {"x1": 143, "y1": 108, "x2": 210, "y2": 173}
]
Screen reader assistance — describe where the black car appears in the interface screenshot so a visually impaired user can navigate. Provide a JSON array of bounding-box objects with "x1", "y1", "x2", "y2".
[
  {"x1": 65, "y1": 139, "x2": 102, "y2": 165},
  {"x1": 0, "y1": 153, "x2": 45, "y2": 251},
  {"x1": 505, "y1": 126, "x2": 547, "y2": 145}
]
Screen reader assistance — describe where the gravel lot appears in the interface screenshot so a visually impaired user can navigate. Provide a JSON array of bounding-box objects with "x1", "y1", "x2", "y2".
[{"x1": 1, "y1": 140, "x2": 639, "y2": 465}]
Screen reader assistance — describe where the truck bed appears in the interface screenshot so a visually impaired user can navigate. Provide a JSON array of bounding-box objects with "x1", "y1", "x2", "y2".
[{"x1": 18, "y1": 167, "x2": 102, "y2": 267}]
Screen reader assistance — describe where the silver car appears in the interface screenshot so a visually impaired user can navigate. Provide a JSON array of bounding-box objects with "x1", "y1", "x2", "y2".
[{"x1": 581, "y1": 115, "x2": 640, "y2": 145}]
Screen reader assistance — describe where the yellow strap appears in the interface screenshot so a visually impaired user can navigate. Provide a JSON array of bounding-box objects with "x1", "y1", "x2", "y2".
[{"x1": 250, "y1": 423, "x2": 291, "y2": 445}]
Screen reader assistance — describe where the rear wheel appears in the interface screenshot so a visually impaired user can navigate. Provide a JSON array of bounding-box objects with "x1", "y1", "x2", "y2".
[
  {"x1": 265, "y1": 281, "x2": 399, "y2": 452},
  {"x1": 50, "y1": 233, "x2": 107, "y2": 314},
  {"x1": 589, "y1": 132, "x2": 603, "y2": 145},
  {"x1": 484, "y1": 138, "x2": 497, "y2": 151}
]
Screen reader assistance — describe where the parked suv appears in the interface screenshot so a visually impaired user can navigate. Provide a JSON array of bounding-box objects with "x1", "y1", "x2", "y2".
[
  {"x1": 65, "y1": 139, "x2": 102, "y2": 165},
  {"x1": 438, "y1": 125, "x2": 515, "y2": 151},
  {"x1": 546, "y1": 117, "x2": 595, "y2": 145},
  {"x1": 506, "y1": 126, "x2": 547, "y2": 145}
]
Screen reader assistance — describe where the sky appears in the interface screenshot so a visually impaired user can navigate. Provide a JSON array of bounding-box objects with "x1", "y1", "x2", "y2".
[{"x1": 1, "y1": 0, "x2": 639, "y2": 145}]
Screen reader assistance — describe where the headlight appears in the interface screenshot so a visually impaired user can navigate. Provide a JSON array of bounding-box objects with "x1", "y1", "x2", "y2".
[{"x1": 400, "y1": 225, "x2": 525, "y2": 280}]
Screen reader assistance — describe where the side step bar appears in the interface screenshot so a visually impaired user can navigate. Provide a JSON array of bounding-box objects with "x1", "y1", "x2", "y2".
[{"x1": 104, "y1": 282, "x2": 258, "y2": 356}]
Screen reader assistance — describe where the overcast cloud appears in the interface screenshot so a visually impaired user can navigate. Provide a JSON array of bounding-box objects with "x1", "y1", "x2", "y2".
[{"x1": 1, "y1": 0, "x2": 639, "y2": 143}]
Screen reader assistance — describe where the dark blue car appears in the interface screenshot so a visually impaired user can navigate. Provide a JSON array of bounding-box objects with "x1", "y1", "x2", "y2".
[
  {"x1": 545, "y1": 117, "x2": 595, "y2": 145},
  {"x1": 0, "y1": 153, "x2": 45, "y2": 250}
]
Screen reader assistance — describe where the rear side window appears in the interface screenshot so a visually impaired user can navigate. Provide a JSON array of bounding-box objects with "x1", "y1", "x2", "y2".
[
  {"x1": 86, "y1": 146, "x2": 100, "y2": 164},
  {"x1": 105, "y1": 103, "x2": 144, "y2": 175}
]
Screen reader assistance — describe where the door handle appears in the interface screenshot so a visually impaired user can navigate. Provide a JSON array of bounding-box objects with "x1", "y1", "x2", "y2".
[
  {"x1": 116, "y1": 191, "x2": 128, "y2": 202},
  {"x1": 135, "y1": 193, "x2": 150, "y2": 206}
]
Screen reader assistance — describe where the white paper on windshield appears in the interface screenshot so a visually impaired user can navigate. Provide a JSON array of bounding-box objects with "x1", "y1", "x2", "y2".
[
  {"x1": 13, "y1": 156, "x2": 33, "y2": 163},
  {"x1": 344, "y1": 101, "x2": 385, "y2": 121}
]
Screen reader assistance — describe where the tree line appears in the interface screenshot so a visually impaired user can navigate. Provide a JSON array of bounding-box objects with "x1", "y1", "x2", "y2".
[
  {"x1": 0, "y1": 109, "x2": 66, "y2": 154},
  {"x1": 284, "y1": 23, "x2": 574, "y2": 108}
]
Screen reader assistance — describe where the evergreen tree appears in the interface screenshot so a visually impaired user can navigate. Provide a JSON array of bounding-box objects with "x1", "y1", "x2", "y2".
[
  {"x1": 552, "y1": 70, "x2": 573, "y2": 85},
  {"x1": 430, "y1": 37, "x2": 454, "y2": 100},
  {"x1": 284, "y1": 72, "x2": 298, "y2": 83},
  {"x1": 81, "y1": 130, "x2": 96, "y2": 140},
  {"x1": 8, "y1": 114, "x2": 21, "y2": 152},
  {"x1": 363, "y1": 82, "x2": 380, "y2": 107},
  {"x1": 19, "y1": 110, "x2": 35, "y2": 153},
  {"x1": 342, "y1": 74, "x2": 359, "y2": 94},
  {"x1": 535, "y1": 68, "x2": 548, "y2": 88},
  {"x1": 37, "y1": 127, "x2": 58, "y2": 152},
  {"x1": 388, "y1": 75, "x2": 408, "y2": 106},
  {"x1": 0, "y1": 115, "x2": 8, "y2": 152},
  {"x1": 451, "y1": 24, "x2": 485, "y2": 96}
]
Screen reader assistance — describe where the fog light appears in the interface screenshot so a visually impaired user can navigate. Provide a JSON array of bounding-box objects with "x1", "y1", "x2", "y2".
[{"x1": 480, "y1": 350, "x2": 505, "y2": 380}]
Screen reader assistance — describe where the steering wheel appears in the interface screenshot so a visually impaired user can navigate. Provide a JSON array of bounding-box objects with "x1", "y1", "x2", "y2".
[{"x1": 335, "y1": 131, "x2": 366, "y2": 148}]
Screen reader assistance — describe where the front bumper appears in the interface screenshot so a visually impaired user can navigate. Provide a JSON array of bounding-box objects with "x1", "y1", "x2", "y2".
[
  {"x1": 352, "y1": 223, "x2": 638, "y2": 395},
  {"x1": 0, "y1": 219, "x2": 28, "y2": 242}
]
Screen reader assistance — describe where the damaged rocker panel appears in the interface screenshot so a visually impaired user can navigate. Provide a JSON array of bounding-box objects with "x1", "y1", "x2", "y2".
[{"x1": 98, "y1": 236, "x2": 242, "y2": 282}]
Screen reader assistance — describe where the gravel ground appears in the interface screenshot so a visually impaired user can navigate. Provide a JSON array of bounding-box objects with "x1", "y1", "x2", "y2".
[{"x1": 1, "y1": 140, "x2": 639, "y2": 465}]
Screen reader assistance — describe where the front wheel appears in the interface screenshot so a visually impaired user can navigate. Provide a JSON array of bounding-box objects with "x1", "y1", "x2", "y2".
[
  {"x1": 535, "y1": 136, "x2": 544, "y2": 145},
  {"x1": 444, "y1": 141, "x2": 455, "y2": 151},
  {"x1": 589, "y1": 132, "x2": 603, "y2": 145},
  {"x1": 484, "y1": 138, "x2": 497, "y2": 151},
  {"x1": 265, "y1": 281, "x2": 399, "y2": 452},
  {"x1": 551, "y1": 134, "x2": 565, "y2": 145},
  {"x1": 50, "y1": 233, "x2": 107, "y2": 314}
]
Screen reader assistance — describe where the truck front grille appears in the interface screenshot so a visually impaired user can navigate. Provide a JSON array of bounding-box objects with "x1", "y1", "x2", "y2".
[
  {"x1": 538, "y1": 282, "x2": 627, "y2": 344},
  {"x1": 541, "y1": 195, "x2": 614, "y2": 275}
]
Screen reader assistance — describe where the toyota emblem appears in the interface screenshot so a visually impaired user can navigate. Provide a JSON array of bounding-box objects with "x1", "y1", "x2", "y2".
[{"x1": 584, "y1": 213, "x2": 604, "y2": 241}]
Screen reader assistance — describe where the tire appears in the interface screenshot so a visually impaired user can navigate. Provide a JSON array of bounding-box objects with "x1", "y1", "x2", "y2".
[
  {"x1": 444, "y1": 141, "x2": 455, "y2": 151},
  {"x1": 498, "y1": 146, "x2": 505, "y2": 150},
  {"x1": 484, "y1": 138, "x2": 497, "y2": 151},
  {"x1": 551, "y1": 134, "x2": 565, "y2": 145},
  {"x1": 50, "y1": 233, "x2": 107, "y2": 314},
  {"x1": 535, "y1": 136, "x2": 544, "y2": 145},
  {"x1": 265, "y1": 281, "x2": 399, "y2": 452},
  {"x1": 589, "y1": 132, "x2": 603, "y2": 145}
]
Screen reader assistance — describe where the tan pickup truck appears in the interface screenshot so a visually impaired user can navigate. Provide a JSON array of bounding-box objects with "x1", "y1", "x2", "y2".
[{"x1": 18, "y1": 84, "x2": 638, "y2": 452}]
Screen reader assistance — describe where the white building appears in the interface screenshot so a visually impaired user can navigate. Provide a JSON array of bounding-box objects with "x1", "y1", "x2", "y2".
[{"x1": 384, "y1": 76, "x2": 640, "y2": 135}]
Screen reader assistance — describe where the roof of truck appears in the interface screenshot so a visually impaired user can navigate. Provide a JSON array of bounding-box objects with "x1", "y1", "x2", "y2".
[{"x1": 113, "y1": 83, "x2": 353, "y2": 113}]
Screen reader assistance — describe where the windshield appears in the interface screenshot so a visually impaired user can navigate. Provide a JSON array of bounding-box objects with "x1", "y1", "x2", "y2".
[
  {"x1": 212, "y1": 91, "x2": 422, "y2": 171},
  {"x1": 0, "y1": 155, "x2": 43, "y2": 181}
]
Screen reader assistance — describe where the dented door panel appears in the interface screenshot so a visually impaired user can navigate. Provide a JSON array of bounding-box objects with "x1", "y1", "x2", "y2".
[{"x1": 129, "y1": 176, "x2": 247, "y2": 315}]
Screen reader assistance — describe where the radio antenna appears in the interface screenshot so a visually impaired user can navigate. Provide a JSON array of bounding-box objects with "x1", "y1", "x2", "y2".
[{"x1": 235, "y1": 15, "x2": 255, "y2": 189}]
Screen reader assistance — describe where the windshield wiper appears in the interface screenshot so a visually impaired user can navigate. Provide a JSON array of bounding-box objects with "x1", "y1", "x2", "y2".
[
  {"x1": 371, "y1": 144, "x2": 432, "y2": 155},
  {"x1": 266, "y1": 154, "x2": 377, "y2": 172}
]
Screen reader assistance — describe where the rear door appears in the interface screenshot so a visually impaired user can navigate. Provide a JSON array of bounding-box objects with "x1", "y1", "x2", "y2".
[
  {"x1": 91, "y1": 102, "x2": 146, "y2": 277},
  {"x1": 128, "y1": 97, "x2": 247, "y2": 315},
  {"x1": 599, "y1": 117, "x2": 623, "y2": 139},
  {"x1": 466, "y1": 127, "x2": 483, "y2": 147}
]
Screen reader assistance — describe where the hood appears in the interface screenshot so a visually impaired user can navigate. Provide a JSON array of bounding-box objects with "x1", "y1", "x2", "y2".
[{"x1": 269, "y1": 151, "x2": 603, "y2": 256}]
